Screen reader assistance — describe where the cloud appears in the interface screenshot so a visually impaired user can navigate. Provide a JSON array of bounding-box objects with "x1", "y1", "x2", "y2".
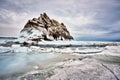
[
  {"x1": 0, "y1": 8, "x2": 27, "y2": 25},
  {"x1": 0, "y1": 0, "x2": 120, "y2": 40},
  {"x1": 0, "y1": 8, "x2": 38, "y2": 36},
  {"x1": 0, "y1": 8, "x2": 39, "y2": 28}
]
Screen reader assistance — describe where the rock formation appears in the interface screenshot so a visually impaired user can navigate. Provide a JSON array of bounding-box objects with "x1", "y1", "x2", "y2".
[{"x1": 19, "y1": 13, "x2": 73, "y2": 43}]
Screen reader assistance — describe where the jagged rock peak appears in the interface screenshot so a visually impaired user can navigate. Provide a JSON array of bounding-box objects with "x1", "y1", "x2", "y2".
[{"x1": 19, "y1": 13, "x2": 73, "y2": 42}]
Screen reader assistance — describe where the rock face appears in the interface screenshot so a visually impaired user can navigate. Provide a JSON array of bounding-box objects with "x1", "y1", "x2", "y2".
[{"x1": 19, "y1": 13, "x2": 73, "y2": 42}]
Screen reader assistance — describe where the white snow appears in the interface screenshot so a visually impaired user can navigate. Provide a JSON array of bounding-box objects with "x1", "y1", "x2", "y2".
[
  {"x1": 99, "y1": 46, "x2": 120, "y2": 56},
  {"x1": 28, "y1": 29, "x2": 43, "y2": 39},
  {"x1": 11, "y1": 44, "x2": 30, "y2": 53},
  {"x1": 37, "y1": 41, "x2": 116, "y2": 46},
  {"x1": 18, "y1": 28, "x2": 50, "y2": 43},
  {"x1": 0, "y1": 46, "x2": 11, "y2": 53}
]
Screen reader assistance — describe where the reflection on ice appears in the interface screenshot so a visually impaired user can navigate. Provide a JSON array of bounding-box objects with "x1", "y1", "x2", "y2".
[
  {"x1": 0, "y1": 52, "x2": 57, "y2": 74},
  {"x1": 93, "y1": 55, "x2": 120, "y2": 63}
]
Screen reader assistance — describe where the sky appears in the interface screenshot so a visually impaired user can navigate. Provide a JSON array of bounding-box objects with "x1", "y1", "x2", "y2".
[{"x1": 0, "y1": 0, "x2": 120, "y2": 41}]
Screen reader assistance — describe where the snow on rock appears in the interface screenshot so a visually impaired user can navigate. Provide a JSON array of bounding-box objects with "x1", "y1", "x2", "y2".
[{"x1": 18, "y1": 13, "x2": 73, "y2": 43}]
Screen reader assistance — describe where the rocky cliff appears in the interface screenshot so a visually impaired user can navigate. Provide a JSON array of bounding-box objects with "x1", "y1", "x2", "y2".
[{"x1": 19, "y1": 13, "x2": 73, "y2": 43}]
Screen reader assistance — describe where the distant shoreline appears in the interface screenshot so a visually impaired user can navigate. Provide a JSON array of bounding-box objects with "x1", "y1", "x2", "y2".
[
  {"x1": 0, "y1": 37, "x2": 17, "y2": 39},
  {"x1": 0, "y1": 37, "x2": 120, "y2": 42}
]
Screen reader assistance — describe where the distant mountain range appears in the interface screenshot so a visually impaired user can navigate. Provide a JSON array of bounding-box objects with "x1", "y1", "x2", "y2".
[{"x1": 75, "y1": 37, "x2": 120, "y2": 42}]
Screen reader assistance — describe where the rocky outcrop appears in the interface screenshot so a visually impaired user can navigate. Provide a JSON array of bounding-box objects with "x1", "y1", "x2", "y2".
[{"x1": 19, "y1": 13, "x2": 73, "y2": 42}]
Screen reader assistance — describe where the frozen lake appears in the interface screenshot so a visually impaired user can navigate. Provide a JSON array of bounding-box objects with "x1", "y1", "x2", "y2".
[{"x1": 0, "y1": 38, "x2": 120, "y2": 80}]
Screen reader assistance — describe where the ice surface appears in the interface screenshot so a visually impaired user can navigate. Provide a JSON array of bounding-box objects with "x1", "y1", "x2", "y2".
[
  {"x1": 0, "y1": 52, "x2": 57, "y2": 75},
  {"x1": 0, "y1": 38, "x2": 120, "y2": 80},
  {"x1": 0, "y1": 46, "x2": 11, "y2": 53},
  {"x1": 11, "y1": 44, "x2": 30, "y2": 53},
  {"x1": 38, "y1": 40, "x2": 116, "y2": 45}
]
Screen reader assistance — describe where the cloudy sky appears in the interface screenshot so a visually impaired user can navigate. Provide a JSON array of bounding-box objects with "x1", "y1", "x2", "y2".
[{"x1": 0, "y1": 0, "x2": 120, "y2": 41}]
